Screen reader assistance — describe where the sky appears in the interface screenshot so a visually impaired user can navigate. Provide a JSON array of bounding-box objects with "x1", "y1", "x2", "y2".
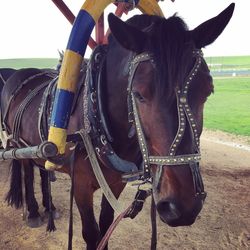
[{"x1": 0, "y1": 0, "x2": 249, "y2": 59}]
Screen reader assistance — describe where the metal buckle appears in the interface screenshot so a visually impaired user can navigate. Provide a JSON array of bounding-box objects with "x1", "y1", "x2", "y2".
[{"x1": 124, "y1": 188, "x2": 151, "y2": 219}]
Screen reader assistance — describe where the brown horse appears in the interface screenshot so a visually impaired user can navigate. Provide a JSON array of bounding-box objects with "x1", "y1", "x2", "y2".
[
  {"x1": 0, "y1": 68, "x2": 58, "y2": 228},
  {"x1": 1, "y1": 3, "x2": 234, "y2": 249}
]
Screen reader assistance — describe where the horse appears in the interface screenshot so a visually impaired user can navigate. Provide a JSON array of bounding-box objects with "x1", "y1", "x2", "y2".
[
  {"x1": 0, "y1": 68, "x2": 59, "y2": 228},
  {"x1": 5, "y1": 159, "x2": 58, "y2": 227},
  {"x1": 1, "y1": 3, "x2": 234, "y2": 249},
  {"x1": 0, "y1": 68, "x2": 17, "y2": 87}
]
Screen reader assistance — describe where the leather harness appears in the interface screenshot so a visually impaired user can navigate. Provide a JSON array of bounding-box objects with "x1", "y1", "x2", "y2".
[
  {"x1": 83, "y1": 45, "x2": 140, "y2": 176},
  {"x1": 1, "y1": 45, "x2": 206, "y2": 198},
  {"x1": 1, "y1": 70, "x2": 57, "y2": 146}
]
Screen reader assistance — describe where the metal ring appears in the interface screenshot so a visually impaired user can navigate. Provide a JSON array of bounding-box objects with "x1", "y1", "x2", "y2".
[
  {"x1": 100, "y1": 135, "x2": 107, "y2": 145},
  {"x1": 94, "y1": 52, "x2": 101, "y2": 63},
  {"x1": 90, "y1": 92, "x2": 96, "y2": 103},
  {"x1": 95, "y1": 147, "x2": 100, "y2": 156}
]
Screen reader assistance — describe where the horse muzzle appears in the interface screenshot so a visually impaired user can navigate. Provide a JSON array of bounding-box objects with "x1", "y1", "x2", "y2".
[
  {"x1": 156, "y1": 195, "x2": 204, "y2": 227},
  {"x1": 155, "y1": 162, "x2": 206, "y2": 227}
]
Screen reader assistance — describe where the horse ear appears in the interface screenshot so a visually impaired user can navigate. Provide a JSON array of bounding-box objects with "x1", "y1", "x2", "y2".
[
  {"x1": 108, "y1": 13, "x2": 147, "y2": 53},
  {"x1": 191, "y1": 3, "x2": 235, "y2": 48}
]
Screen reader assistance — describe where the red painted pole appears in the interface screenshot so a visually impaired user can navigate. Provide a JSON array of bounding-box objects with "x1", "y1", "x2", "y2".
[
  {"x1": 51, "y1": 0, "x2": 97, "y2": 49},
  {"x1": 103, "y1": 3, "x2": 126, "y2": 44},
  {"x1": 96, "y1": 13, "x2": 105, "y2": 44},
  {"x1": 51, "y1": 0, "x2": 75, "y2": 24}
]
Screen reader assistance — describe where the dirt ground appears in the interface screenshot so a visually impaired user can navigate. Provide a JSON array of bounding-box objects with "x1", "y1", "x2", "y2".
[{"x1": 0, "y1": 129, "x2": 249, "y2": 250}]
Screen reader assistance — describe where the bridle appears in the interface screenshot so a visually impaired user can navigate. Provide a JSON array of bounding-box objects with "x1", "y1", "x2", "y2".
[{"x1": 127, "y1": 49, "x2": 206, "y2": 200}]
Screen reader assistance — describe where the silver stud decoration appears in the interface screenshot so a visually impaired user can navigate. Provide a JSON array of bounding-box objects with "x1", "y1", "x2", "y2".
[
  {"x1": 149, "y1": 154, "x2": 201, "y2": 165},
  {"x1": 180, "y1": 96, "x2": 187, "y2": 103},
  {"x1": 127, "y1": 49, "x2": 203, "y2": 179}
]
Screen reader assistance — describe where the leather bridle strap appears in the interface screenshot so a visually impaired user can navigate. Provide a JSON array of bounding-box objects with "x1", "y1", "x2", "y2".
[
  {"x1": 131, "y1": 92, "x2": 201, "y2": 167},
  {"x1": 128, "y1": 50, "x2": 203, "y2": 171},
  {"x1": 128, "y1": 50, "x2": 207, "y2": 197},
  {"x1": 169, "y1": 50, "x2": 203, "y2": 156}
]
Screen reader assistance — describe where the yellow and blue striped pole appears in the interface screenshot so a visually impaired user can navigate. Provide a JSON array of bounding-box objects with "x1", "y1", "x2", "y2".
[{"x1": 45, "y1": 0, "x2": 163, "y2": 170}]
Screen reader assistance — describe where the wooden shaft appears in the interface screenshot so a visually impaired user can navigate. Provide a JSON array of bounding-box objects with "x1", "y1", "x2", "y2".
[{"x1": 0, "y1": 142, "x2": 58, "y2": 161}]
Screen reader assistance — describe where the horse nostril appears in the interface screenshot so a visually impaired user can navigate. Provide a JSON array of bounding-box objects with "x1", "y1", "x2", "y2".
[{"x1": 156, "y1": 200, "x2": 181, "y2": 222}]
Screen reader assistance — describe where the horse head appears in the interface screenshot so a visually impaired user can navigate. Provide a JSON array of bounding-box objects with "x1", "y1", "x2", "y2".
[{"x1": 107, "y1": 3, "x2": 234, "y2": 227}]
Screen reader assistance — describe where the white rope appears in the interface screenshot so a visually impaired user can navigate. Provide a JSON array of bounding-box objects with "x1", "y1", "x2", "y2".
[{"x1": 77, "y1": 130, "x2": 124, "y2": 214}]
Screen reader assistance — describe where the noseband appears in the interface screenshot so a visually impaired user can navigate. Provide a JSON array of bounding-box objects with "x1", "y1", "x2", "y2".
[{"x1": 127, "y1": 50, "x2": 206, "y2": 199}]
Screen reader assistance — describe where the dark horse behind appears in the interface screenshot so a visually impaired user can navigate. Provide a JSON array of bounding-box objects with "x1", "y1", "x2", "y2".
[
  {"x1": 0, "y1": 68, "x2": 59, "y2": 228},
  {"x1": 1, "y1": 3, "x2": 234, "y2": 249}
]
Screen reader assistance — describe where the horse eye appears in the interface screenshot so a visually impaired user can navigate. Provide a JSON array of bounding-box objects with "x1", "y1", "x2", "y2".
[{"x1": 133, "y1": 91, "x2": 145, "y2": 102}]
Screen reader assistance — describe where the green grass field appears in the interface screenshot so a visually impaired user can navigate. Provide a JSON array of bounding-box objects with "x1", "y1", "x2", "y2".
[
  {"x1": 0, "y1": 58, "x2": 58, "y2": 69},
  {"x1": 0, "y1": 57, "x2": 249, "y2": 137},
  {"x1": 1, "y1": 55, "x2": 250, "y2": 70},
  {"x1": 206, "y1": 55, "x2": 250, "y2": 66},
  {"x1": 205, "y1": 55, "x2": 250, "y2": 71},
  {"x1": 204, "y1": 77, "x2": 250, "y2": 136}
]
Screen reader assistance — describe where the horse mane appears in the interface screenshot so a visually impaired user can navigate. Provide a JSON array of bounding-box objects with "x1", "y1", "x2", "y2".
[{"x1": 108, "y1": 14, "x2": 196, "y2": 102}]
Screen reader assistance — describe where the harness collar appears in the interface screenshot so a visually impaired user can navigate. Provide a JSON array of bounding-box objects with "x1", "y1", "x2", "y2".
[{"x1": 83, "y1": 45, "x2": 140, "y2": 177}]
